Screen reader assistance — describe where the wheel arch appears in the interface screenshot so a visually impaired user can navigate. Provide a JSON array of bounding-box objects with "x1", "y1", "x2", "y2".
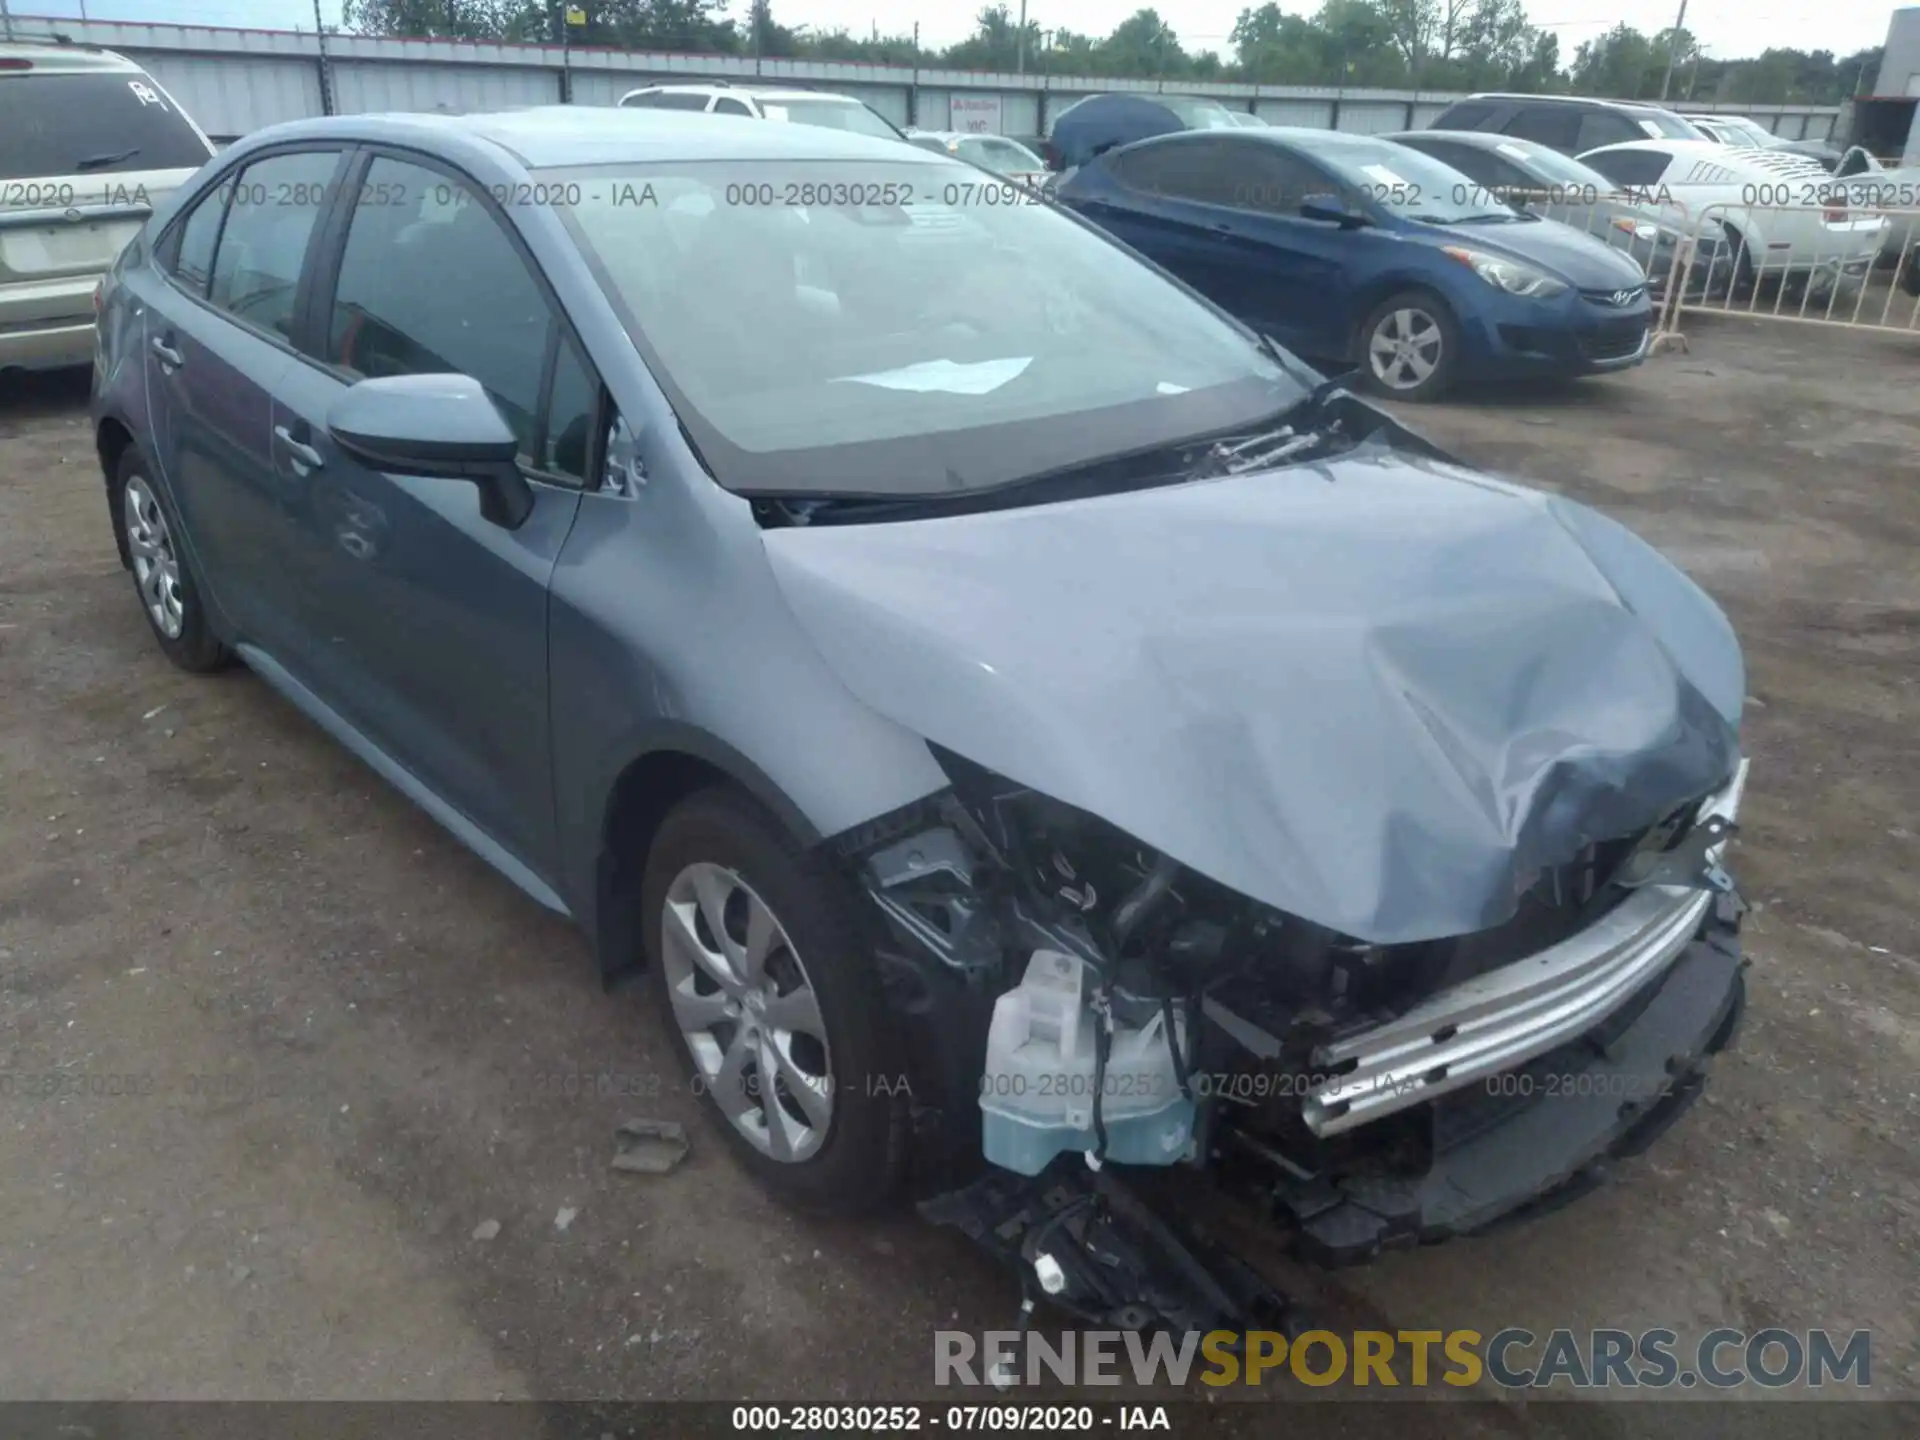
[
  {"x1": 590, "y1": 727, "x2": 824, "y2": 989},
  {"x1": 95, "y1": 416, "x2": 140, "y2": 570}
]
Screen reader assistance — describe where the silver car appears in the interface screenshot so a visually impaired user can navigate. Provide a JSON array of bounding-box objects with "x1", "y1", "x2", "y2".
[
  {"x1": 0, "y1": 38, "x2": 214, "y2": 375},
  {"x1": 92, "y1": 106, "x2": 1751, "y2": 1319}
]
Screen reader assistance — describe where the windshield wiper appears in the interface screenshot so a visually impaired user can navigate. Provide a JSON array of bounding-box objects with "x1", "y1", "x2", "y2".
[
  {"x1": 1183, "y1": 374, "x2": 1359, "y2": 480},
  {"x1": 75, "y1": 148, "x2": 141, "y2": 172}
]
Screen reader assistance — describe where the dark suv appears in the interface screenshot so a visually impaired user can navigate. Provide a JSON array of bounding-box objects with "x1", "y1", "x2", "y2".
[{"x1": 1426, "y1": 93, "x2": 1708, "y2": 157}]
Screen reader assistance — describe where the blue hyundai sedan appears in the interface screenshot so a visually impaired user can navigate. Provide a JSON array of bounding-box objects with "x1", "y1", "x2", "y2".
[{"x1": 1054, "y1": 128, "x2": 1656, "y2": 400}]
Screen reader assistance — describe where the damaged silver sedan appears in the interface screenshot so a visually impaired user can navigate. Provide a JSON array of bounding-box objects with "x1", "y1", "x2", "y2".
[{"x1": 92, "y1": 109, "x2": 1750, "y2": 1328}]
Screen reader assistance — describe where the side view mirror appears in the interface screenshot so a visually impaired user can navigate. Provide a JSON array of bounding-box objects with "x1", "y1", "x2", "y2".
[
  {"x1": 1300, "y1": 193, "x2": 1366, "y2": 228},
  {"x1": 327, "y1": 373, "x2": 534, "y2": 529}
]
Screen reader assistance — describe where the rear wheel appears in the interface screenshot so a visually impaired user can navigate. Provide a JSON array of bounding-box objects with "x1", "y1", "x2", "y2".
[
  {"x1": 108, "y1": 449, "x2": 232, "y2": 673},
  {"x1": 641, "y1": 787, "x2": 910, "y2": 1215},
  {"x1": 1356, "y1": 291, "x2": 1459, "y2": 402}
]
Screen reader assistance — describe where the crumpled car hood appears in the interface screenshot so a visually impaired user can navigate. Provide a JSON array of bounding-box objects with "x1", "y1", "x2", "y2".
[{"x1": 762, "y1": 444, "x2": 1744, "y2": 944}]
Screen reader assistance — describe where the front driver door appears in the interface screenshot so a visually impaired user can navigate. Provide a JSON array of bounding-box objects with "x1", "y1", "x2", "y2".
[{"x1": 264, "y1": 153, "x2": 590, "y2": 883}]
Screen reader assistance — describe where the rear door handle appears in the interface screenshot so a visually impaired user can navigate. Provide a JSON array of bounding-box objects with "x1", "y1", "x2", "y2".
[
  {"x1": 274, "y1": 425, "x2": 324, "y2": 475},
  {"x1": 150, "y1": 336, "x2": 183, "y2": 370}
]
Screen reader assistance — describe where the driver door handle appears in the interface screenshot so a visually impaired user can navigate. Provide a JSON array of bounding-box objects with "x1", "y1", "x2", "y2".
[
  {"x1": 150, "y1": 336, "x2": 183, "y2": 370},
  {"x1": 274, "y1": 425, "x2": 324, "y2": 475}
]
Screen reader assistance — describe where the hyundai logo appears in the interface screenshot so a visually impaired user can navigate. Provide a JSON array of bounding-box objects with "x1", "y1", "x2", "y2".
[{"x1": 1606, "y1": 287, "x2": 1642, "y2": 307}]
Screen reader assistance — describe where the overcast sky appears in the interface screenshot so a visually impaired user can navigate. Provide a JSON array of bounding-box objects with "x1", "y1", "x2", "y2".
[{"x1": 18, "y1": 0, "x2": 1903, "y2": 65}]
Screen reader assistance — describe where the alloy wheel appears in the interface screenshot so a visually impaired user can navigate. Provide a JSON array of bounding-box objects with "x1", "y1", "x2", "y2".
[
  {"x1": 123, "y1": 473, "x2": 185, "y2": 639},
  {"x1": 660, "y1": 862, "x2": 833, "y2": 1163},
  {"x1": 1367, "y1": 307, "x2": 1444, "y2": 391}
]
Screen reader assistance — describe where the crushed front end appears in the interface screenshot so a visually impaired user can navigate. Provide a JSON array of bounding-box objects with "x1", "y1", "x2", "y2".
[{"x1": 843, "y1": 751, "x2": 1751, "y2": 1323}]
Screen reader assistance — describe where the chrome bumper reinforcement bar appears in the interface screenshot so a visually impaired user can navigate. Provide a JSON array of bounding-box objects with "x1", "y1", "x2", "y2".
[{"x1": 1302, "y1": 759, "x2": 1750, "y2": 1138}]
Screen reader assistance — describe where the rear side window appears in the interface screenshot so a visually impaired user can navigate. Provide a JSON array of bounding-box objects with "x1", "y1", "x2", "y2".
[
  {"x1": 167, "y1": 180, "x2": 228, "y2": 296},
  {"x1": 623, "y1": 91, "x2": 710, "y2": 111},
  {"x1": 1582, "y1": 148, "x2": 1673, "y2": 188},
  {"x1": 1433, "y1": 101, "x2": 1497, "y2": 129},
  {"x1": 0, "y1": 70, "x2": 212, "y2": 181},
  {"x1": 713, "y1": 97, "x2": 753, "y2": 116},
  {"x1": 1577, "y1": 112, "x2": 1645, "y2": 153},
  {"x1": 206, "y1": 150, "x2": 342, "y2": 341},
  {"x1": 324, "y1": 156, "x2": 555, "y2": 457},
  {"x1": 1504, "y1": 106, "x2": 1581, "y2": 151}
]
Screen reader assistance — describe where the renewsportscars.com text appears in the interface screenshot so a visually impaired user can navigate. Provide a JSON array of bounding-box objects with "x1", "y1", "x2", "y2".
[{"x1": 935, "y1": 1326, "x2": 1872, "y2": 1390}]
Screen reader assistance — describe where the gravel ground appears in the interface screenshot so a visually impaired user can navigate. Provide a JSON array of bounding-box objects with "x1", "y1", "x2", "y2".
[{"x1": 1, "y1": 317, "x2": 1915, "y2": 1430}]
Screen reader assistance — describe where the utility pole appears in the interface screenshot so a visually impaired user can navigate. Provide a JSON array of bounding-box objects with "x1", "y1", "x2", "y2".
[
  {"x1": 313, "y1": 0, "x2": 334, "y2": 115},
  {"x1": 1, "y1": 0, "x2": 14, "y2": 42},
  {"x1": 1658, "y1": 0, "x2": 1688, "y2": 102},
  {"x1": 1016, "y1": 0, "x2": 1027, "y2": 75},
  {"x1": 909, "y1": 22, "x2": 919, "y2": 127}
]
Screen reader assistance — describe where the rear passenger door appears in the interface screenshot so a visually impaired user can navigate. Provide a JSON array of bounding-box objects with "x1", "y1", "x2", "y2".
[
  {"x1": 266, "y1": 153, "x2": 595, "y2": 880},
  {"x1": 142, "y1": 147, "x2": 348, "y2": 647}
]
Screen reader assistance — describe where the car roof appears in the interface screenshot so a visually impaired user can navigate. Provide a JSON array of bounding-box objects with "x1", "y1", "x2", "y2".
[
  {"x1": 238, "y1": 107, "x2": 935, "y2": 169},
  {"x1": 629, "y1": 82, "x2": 863, "y2": 103},
  {"x1": 1457, "y1": 93, "x2": 1674, "y2": 113},
  {"x1": 0, "y1": 38, "x2": 146, "y2": 74},
  {"x1": 1389, "y1": 129, "x2": 1532, "y2": 149}
]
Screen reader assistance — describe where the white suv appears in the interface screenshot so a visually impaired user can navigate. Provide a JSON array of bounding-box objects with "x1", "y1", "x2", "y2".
[
  {"x1": 1, "y1": 38, "x2": 215, "y2": 374},
  {"x1": 616, "y1": 84, "x2": 905, "y2": 141}
]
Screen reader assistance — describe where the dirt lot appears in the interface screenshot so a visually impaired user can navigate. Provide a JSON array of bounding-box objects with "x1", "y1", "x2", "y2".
[{"x1": 1, "y1": 317, "x2": 1916, "y2": 1428}]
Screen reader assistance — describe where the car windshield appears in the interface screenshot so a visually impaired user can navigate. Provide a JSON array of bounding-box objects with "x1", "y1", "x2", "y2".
[
  {"x1": 1312, "y1": 139, "x2": 1516, "y2": 222},
  {"x1": 1160, "y1": 96, "x2": 1244, "y2": 131},
  {"x1": 958, "y1": 136, "x2": 1046, "y2": 174},
  {"x1": 1635, "y1": 110, "x2": 1705, "y2": 140},
  {"x1": 0, "y1": 71, "x2": 212, "y2": 181},
  {"x1": 547, "y1": 159, "x2": 1302, "y2": 499},
  {"x1": 761, "y1": 99, "x2": 899, "y2": 140}
]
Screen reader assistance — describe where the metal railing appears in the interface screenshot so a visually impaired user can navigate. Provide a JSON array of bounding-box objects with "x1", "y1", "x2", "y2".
[{"x1": 1652, "y1": 199, "x2": 1920, "y2": 340}]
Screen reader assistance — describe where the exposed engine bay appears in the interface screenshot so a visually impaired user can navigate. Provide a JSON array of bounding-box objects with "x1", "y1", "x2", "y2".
[{"x1": 837, "y1": 747, "x2": 1751, "y2": 1331}]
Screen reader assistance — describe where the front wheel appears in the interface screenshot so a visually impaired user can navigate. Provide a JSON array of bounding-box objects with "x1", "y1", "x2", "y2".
[
  {"x1": 1356, "y1": 291, "x2": 1459, "y2": 402},
  {"x1": 641, "y1": 787, "x2": 910, "y2": 1215}
]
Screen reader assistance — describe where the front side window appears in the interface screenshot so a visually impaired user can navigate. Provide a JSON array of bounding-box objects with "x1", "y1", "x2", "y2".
[
  {"x1": 0, "y1": 71, "x2": 213, "y2": 180},
  {"x1": 324, "y1": 156, "x2": 554, "y2": 457},
  {"x1": 206, "y1": 150, "x2": 343, "y2": 341},
  {"x1": 548, "y1": 157, "x2": 1301, "y2": 499},
  {"x1": 1232, "y1": 148, "x2": 1341, "y2": 215},
  {"x1": 543, "y1": 339, "x2": 600, "y2": 483}
]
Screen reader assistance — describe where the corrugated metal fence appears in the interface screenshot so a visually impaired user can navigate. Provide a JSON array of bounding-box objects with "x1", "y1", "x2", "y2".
[{"x1": 7, "y1": 14, "x2": 1844, "y2": 147}]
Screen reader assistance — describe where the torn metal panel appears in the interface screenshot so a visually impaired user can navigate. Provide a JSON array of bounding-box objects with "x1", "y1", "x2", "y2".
[{"x1": 764, "y1": 447, "x2": 1743, "y2": 945}]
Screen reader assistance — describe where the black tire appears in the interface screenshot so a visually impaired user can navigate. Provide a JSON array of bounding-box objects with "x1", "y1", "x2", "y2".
[
  {"x1": 1721, "y1": 223, "x2": 1758, "y2": 297},
  {"x1": 107, "y1": 448, "x2": 233, "y2": 673},
  {"x1": 640, "y1": 786, "x2": 910, "y2": 1216},
  {"x1": 1354, "y1": 289, "x2": 1460, "y2": 403}
]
